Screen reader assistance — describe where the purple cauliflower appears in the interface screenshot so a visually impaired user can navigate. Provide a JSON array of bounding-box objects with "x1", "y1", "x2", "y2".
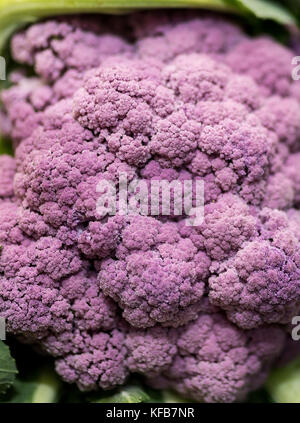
[{"x1": 0, "y1": 10, "x2": 300, "y2": 402}]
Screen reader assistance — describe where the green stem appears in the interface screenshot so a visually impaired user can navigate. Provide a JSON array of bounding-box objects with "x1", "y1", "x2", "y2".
[
  {"x1": 31, "y1": 366, "x2": 62, "y2": 403},
  {"x1": 266, "y1": 357, "x2": 300, "y2": 403}
]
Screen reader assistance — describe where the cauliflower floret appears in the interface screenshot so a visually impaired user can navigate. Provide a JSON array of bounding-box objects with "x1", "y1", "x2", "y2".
[
  {"x1": 148, "y1": 313, "x2": 286, "y2": 403},
  {"x1": 126, "y1": 326, "x2": 178, "y2": 376},
  {"x1": 99, "y1": 216, "x2": 210, "y2": 328},
  {"x1": 55, "y1": 330, "x2": 128, "y2": 391},
  {"x1": 209, "y1": 209, "x2": 300, "y2": 329}
]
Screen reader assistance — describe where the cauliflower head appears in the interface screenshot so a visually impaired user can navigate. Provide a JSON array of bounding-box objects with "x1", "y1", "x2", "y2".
[{"x1": 1, "y1": 11, "x2": 300, "y2": 402}]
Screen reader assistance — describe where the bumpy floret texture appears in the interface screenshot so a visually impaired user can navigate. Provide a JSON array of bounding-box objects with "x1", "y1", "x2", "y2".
[
  {"x1": 147, "y1": 311, "x2": 286, "y2": 402},
  {"x1": 99, "y1": 216, "x2": 210, "y2": 328},
  {"x1": 1, "y1": 11, "x2": 300, "y2": 402}
]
